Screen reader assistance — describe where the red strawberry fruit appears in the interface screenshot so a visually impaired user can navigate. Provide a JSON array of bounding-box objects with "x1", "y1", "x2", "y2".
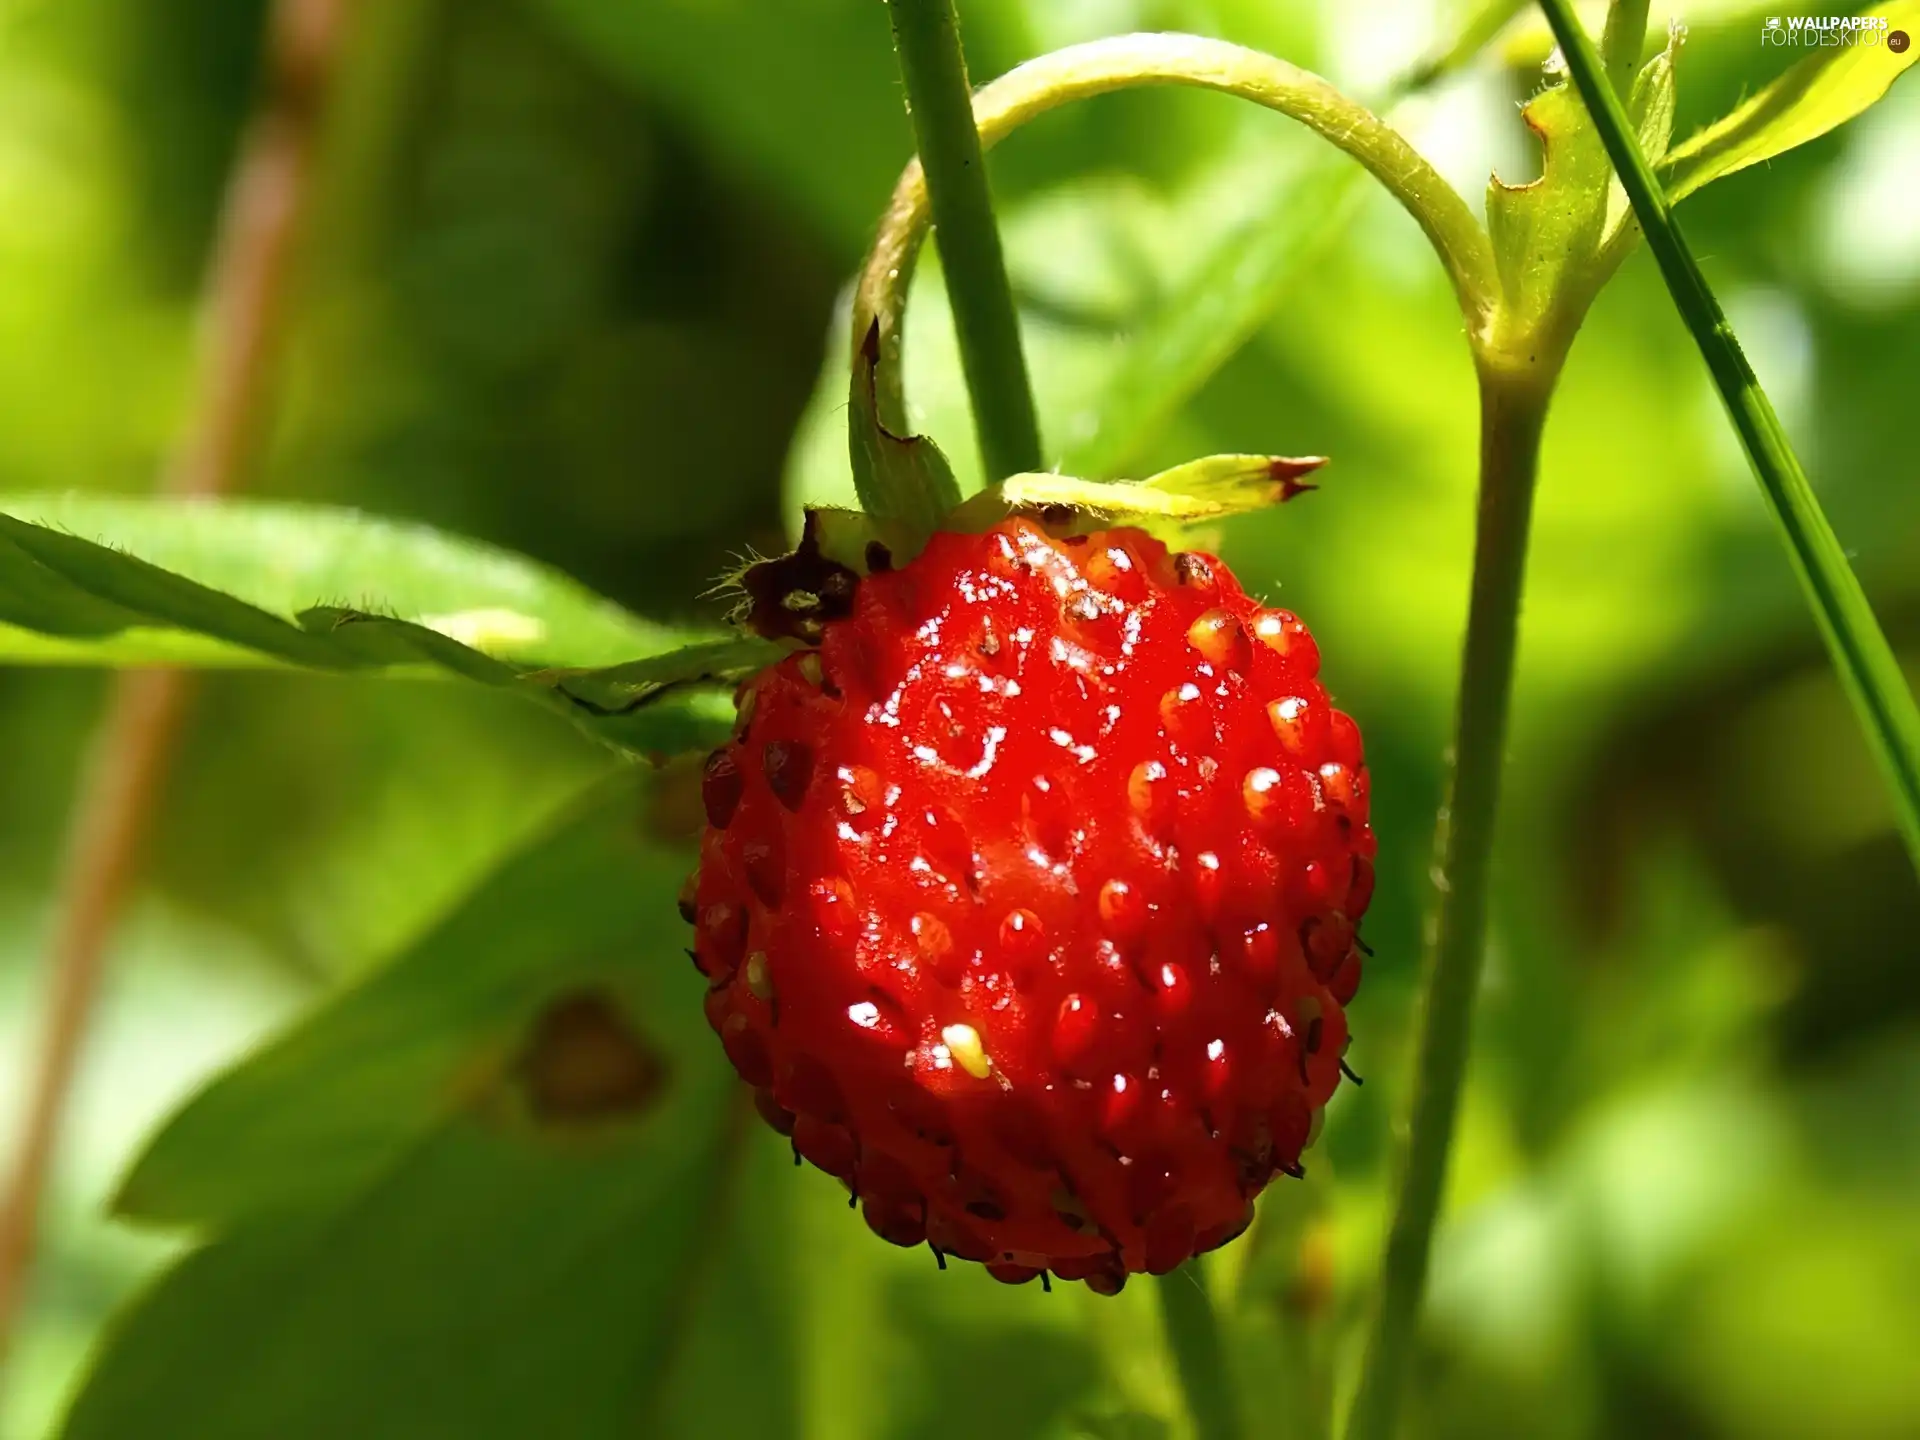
[{"x1": 688, "y1": 516, "x2": 1372, "y2": 1292}]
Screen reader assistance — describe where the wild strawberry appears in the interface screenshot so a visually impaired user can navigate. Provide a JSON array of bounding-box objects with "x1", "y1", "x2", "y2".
[{"x1": 690, "y1": 517, "x2": 1373, "y2": 1291}]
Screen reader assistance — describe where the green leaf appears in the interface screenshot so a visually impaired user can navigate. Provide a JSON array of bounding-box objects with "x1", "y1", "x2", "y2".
[
  {"x1": 61, "y1": 773, "x2": 1178, "y2": 1439},
  {"x1": 111, "y1": 776, "x2": 690, "y2": 1226},
  {"x1": 848, "y1": 321, "x2": 963, "y2": 541},
  {"x1": 1662, "y1": 1, "x2": 1920, "y2": 204},
  {"x1": 947, "y1": 453, "x2": 1326, "y2": 538},
  {"x1": 649, "y1": 1136, "x2": 805, "y2": 1440},
  {"x1": 0, "y1": 509, "x2": 341, "y2": 669},
  {"x1": 1486, "y1": 67, "x2": 1615, "y2": 352},
  {"x1": 1605, "y1": 27, "x2": 1681, "y2": 240},
  {"x1": 0, "y1": 495, "x2": 777, "y2": 756},
  {"x1": 64, "y1": 776, "x2": 790, "y2": 1439},
  {"x1": 0, "y1": 494, "x2": 675, "y2": 668},
  {"x1": 75, "y1": 1120, "x2": 759, "y2": 1438},
  {"x1": 1137, "y1": 453, "x2": 1327, "y2": 511}
]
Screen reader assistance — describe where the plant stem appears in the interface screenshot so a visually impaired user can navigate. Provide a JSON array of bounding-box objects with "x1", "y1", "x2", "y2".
[
  {"x1": 1540, "y1": 0, "x2": 1920, "y2": 876},
  {"x1": 853, "y1": 33, "x2": 1497, "y2": 440},
  {"x1": 1599, "y1": 0, "x2": 1652, "y2": 95},
  {"x1": 0, "y1": 672, "x2": 192, "y2": 1374},
  {"x1": 883, "y1": 0, "x2": 1041, "y2": 483},
  {"x1": 0, "y1": 0, "x2": 354, "y2": 1376},
  {"x1": 1157, "y1": 1263, "x2": 1240, "y2": 1440},
  {"x1": 1344, "y1": 362, "x2": 1551, "y2": 1440}
]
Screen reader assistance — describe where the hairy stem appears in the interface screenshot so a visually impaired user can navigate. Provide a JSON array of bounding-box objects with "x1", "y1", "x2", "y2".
[
  {"x1": 1157, "y1": 1264, "x2": 1240, "y2": 1440},
  {"x1": 1344, "y1": 361, "x2": 1551, "y2": 1440},
  {"x1": 1541, "y1": 0, "x2": 1920, "y2": 874},
  {"x1": 883, "y1": 0, "x2": 1041, "y2": 485},
  {"x1": 1599, "y1": 0, "x2": 1652, "y2": 95},
  {"x1": 853, "y1": 32, "x2": 1497, "y2": 437},
  {"x1": 0, "y1": 0, "x2": 354, "y2": 1373}
]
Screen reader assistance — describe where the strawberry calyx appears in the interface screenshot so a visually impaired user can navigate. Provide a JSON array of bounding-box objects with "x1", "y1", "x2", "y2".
[{"x1": 736, "y1": 454, "x2": 1330, "y2": 644}]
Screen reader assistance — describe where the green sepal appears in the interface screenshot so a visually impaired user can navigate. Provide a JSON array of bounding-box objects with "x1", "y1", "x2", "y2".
[
  {"x1": 947, "y1": 453, "x2": 1326, "y2": 538},
  {"x1": 847, "y1": 320, "x2": 963, "y2": 544},
  {"x1": 1605, "y1": 26, "x2": 1681, "y2": 243}
]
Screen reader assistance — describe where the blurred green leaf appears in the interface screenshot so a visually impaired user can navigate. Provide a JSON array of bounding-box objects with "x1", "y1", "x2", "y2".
[
  {"x1": 64, "y1": 772, "x2": 1184, "y2": 1440},
  {"x1": 648, "y1": 1135, "x2": 804, "y2": 1440},
  {"x1": 1399, "y1": 0, "x2": 1532, "y2": 92},
  {"x1": 1541, "y1": 0, "x2": 1920, "y2": 873},
  {"x1": 1679, "y1": 1198, "x2": 1920, "y2": 1440},
  {"x1": 0, "y1": 495, "x2": 774, "y2": 756},
  {"x1": 110, "y1": 775, "x2": 672, "y2": 1226},
  {"x1": 1662, "y1": 1, "x2": 1920, "y2": 204},
  {"x1": 1059, "y1": 159, "x2": 1361, "y2": 479},
  {"x1": 527, "y1": 0, "x2": 909, "y2": 252},
  {"x1": 1495, "y1": 1, "x2": 1794, "y2": 67},
  {"x1": 62, "y1": 775, "x2": 784, "y2": 1438}
]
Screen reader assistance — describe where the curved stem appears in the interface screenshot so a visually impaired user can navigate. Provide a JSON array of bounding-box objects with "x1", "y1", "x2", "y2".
[
  {"x1": 1540, "y1": 0, "x2": 1920, "y2": 873},
  {"x1": 852, "y1": 31, "x2": 1497, "y2": 436},
  {"x1": 1157, "y1": 1264, "x2": 1240, "y2": 1440},
  {"x1": 1343, "y1": 360, "x2": 1551, "y2": 1440},
  {"x1": 884, "y1": 0, "x2": 1041, "y2": 483}
]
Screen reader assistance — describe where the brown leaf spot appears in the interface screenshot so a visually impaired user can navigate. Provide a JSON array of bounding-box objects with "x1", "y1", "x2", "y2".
[{"x1": 514, "y1": 989, "x2": 667, "y2": 1127}]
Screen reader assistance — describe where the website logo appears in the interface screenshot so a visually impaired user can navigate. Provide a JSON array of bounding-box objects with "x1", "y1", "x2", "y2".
[{"x1": 1761, "y1": 14, "x2": 1899, "y2": 47}]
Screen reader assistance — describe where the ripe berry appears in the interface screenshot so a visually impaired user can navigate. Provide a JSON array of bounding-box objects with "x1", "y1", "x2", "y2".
[{"x1": 690, "y1": 518, "x2": 1374, "y2": 1291}]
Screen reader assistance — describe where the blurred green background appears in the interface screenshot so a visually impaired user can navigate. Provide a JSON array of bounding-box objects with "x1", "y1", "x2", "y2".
[{"x1": 1, "y1": 0, "x2": 1917, "y2": 1436}]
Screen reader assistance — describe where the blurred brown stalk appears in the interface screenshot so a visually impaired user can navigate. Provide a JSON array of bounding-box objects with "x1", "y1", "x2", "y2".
[{"x1": 0, "y1": 0, "x2": 356, "y2": 1374}]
